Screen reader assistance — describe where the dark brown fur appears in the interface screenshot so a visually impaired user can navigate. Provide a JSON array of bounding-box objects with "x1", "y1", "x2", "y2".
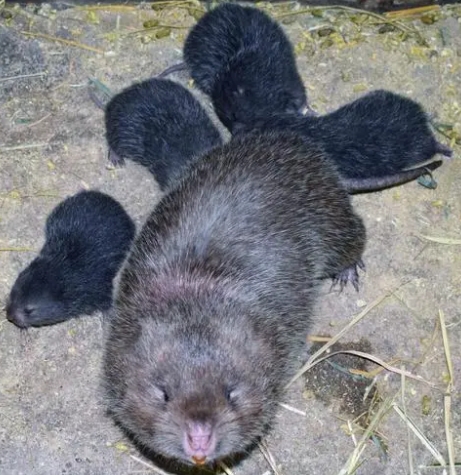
[{"x1": 103, "y1": 131, "x2": 366, "y2": 467}]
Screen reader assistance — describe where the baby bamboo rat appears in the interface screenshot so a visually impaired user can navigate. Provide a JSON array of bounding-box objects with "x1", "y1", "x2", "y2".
[
  {"x1": 159, "y1": 3, "x2": 310, "y2": 132},
  {"x1": 236, "y1": 89, "x2": 451, "y2": 192},
  {"x1": 6, "y1": 191, "x2": 135, "y2": 328},
  {"x1": 103, "y1": 131, "x2": 366, "y2": 468},
  {"x1": 99, "y1": 78, "x2": 222, "y2": 190}
]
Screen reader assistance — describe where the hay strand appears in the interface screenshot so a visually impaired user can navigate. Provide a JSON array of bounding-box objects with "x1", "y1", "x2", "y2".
[
  {"x1": 258, "y1": 440, "x2": 283, "y2": 475},
  {"x1": 278, "y1": 402, "x2": 307, "y2": 417},
  {"x1": 439, "y1": 310, "x2": 456, "y2": 475},
  {"x1": 217, "y1": 461, "x2": 235, "y2": 475},
  {"x1": 0, "y1": 247, "x2": 34, "y2": 252},
  {"x1": 0, "y1": 72, "x2": 47, "y2": 83},
  {"x1": 311, "y1": 350, "x2": 439, "y2": 389},
  {"x1": 286, "y1": 290, "x2": 390, "y2": 387},
  {"x1": 20, "y1": 31, "x2": 105, "y2": 54},
  {"x1": 417, "y1": 234, "x2": 461, "y2": 245},
  {"x1": 0, "y1": 143, "x2": 48, "y2": 152},
  {"x1": 392, "y1": 403, "x2": 447, "y2": 467},
  {"x1": 275, "y1": 5, "x2": 417, "y2": 35},
  {"x1": 338, "y1": 396, "x2": 394, "y2": 475},
  {"x1": 401, "y1": 373, "x2": 415, "y2": 475}
]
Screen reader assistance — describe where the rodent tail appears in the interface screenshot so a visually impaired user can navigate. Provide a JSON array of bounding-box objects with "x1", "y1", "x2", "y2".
[
  {"x1": 156, "y1": 62, "x2": 188, "y2": 78},
  {"x1": 88, "y1": 78, "x2": 113, "y2": 110},
  {"x1": 342, "y1": 160, "x2": 443, "y2": 194}
]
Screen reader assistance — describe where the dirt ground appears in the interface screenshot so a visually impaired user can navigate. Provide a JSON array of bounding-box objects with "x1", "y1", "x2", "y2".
[{"x1": 0, "y1": 2, "x2": 460, "y2": 475}]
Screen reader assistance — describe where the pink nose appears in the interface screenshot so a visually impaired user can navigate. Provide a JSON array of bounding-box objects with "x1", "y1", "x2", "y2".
[
  {"x1": 183, "y1": 422, "x2": 216, "y2": 463},
  {"x1": 188, "y1": 431, "x2": 211, "y2": 451}
]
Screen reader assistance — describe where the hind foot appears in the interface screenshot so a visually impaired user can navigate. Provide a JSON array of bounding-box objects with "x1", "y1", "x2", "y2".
[
  {"x1": 108, "y1": 148, "x2": 125, "y2": 167},
  {"x1": 435, "y1": 141, "x2": 453, "y2": 158},
  {"x1": 301, "y1": 104, "x2": 318, "y2": 117},
  {"x1": 331, "y1": 259, "x2": 365, "y2": 292}
]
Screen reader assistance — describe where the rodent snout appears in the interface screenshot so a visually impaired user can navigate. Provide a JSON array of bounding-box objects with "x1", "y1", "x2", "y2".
[
  {"x1": 6, "y1": 302, "x2": 30, "y2": 329},
  {"x1": 183, "y1": 421, "x2": 216, "y2": 465}
]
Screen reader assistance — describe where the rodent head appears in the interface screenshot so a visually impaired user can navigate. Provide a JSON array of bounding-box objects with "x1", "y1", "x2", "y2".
[
  {"x1": 104, "y1": 296, "x2": 279, "y2": 467},
  {"x1": 212, "y1": 51, "x2": 306, "y2": 133},
  {"x1": 6, "y1": 257, "x2": 67, "y2": 328}
]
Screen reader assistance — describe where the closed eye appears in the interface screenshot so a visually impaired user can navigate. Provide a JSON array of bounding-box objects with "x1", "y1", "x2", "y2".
[
  {"x1": 154, "y1": 385, "x2": 170, "y2": 403},
  {"x1": 225, "y1": 387, "x2": 240, "y2": 405}
]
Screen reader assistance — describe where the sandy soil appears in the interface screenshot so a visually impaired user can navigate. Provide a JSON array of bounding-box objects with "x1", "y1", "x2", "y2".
[{"x1": 0, "y1": 2, "x2": 460, "y2": 475}]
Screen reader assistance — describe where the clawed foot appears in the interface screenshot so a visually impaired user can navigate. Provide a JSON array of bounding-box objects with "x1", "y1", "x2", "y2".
[
  {"x1": 435, "y1": 141, "x2": 453, "y2": 158},
  {"x1": 331, "y1": 259, "x2": 366, "y2": 292},
  {"x1": 108, "y1": 148, "x2": 125, "y2": 167}
]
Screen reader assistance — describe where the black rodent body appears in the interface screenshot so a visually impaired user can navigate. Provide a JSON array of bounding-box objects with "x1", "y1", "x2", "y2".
[
  {"x1": 105, "y1": 78, "x2": 222, "y2": 190},
  {"x1": 6, "y1": 191, "x2": 135, "y2": 328},
  {"x1": 236, "y1": 90, "x2": 451, "y2": 191},
  {"x1": 103, "y1": 131, "x2": 366, "y2": 467},
  {"x1": 182, "y1": 3, "x2": 308, "y2": 132}
]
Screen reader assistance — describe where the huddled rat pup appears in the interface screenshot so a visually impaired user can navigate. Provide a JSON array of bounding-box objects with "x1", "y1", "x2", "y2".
[
  {"x1": 160, "y1": 3, "x2": 309, "y2": 132},
  {"x1": 104, "y1": 78, "x2": 222, "y2": 190},
  {"x1": 103, "y1": 131, "x2": 366, "y2": 468},
  {"x1": 236, "y1": 89, "x2": 451, "y2": 192},
  {"x1": 209, "y1": 47, "x2": 310, "y2": 133},
  {"x1": 6, "y1": 191, "x2": 135, "y2": 328}
]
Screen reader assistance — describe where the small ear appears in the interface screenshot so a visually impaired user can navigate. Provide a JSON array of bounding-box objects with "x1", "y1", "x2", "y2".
[
  {"x1": 232, "y1": 119, "x2": 266, "y2": 135},
  {"x1": 282, "y1": 97, "x2": 303, "y2": 114}
]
